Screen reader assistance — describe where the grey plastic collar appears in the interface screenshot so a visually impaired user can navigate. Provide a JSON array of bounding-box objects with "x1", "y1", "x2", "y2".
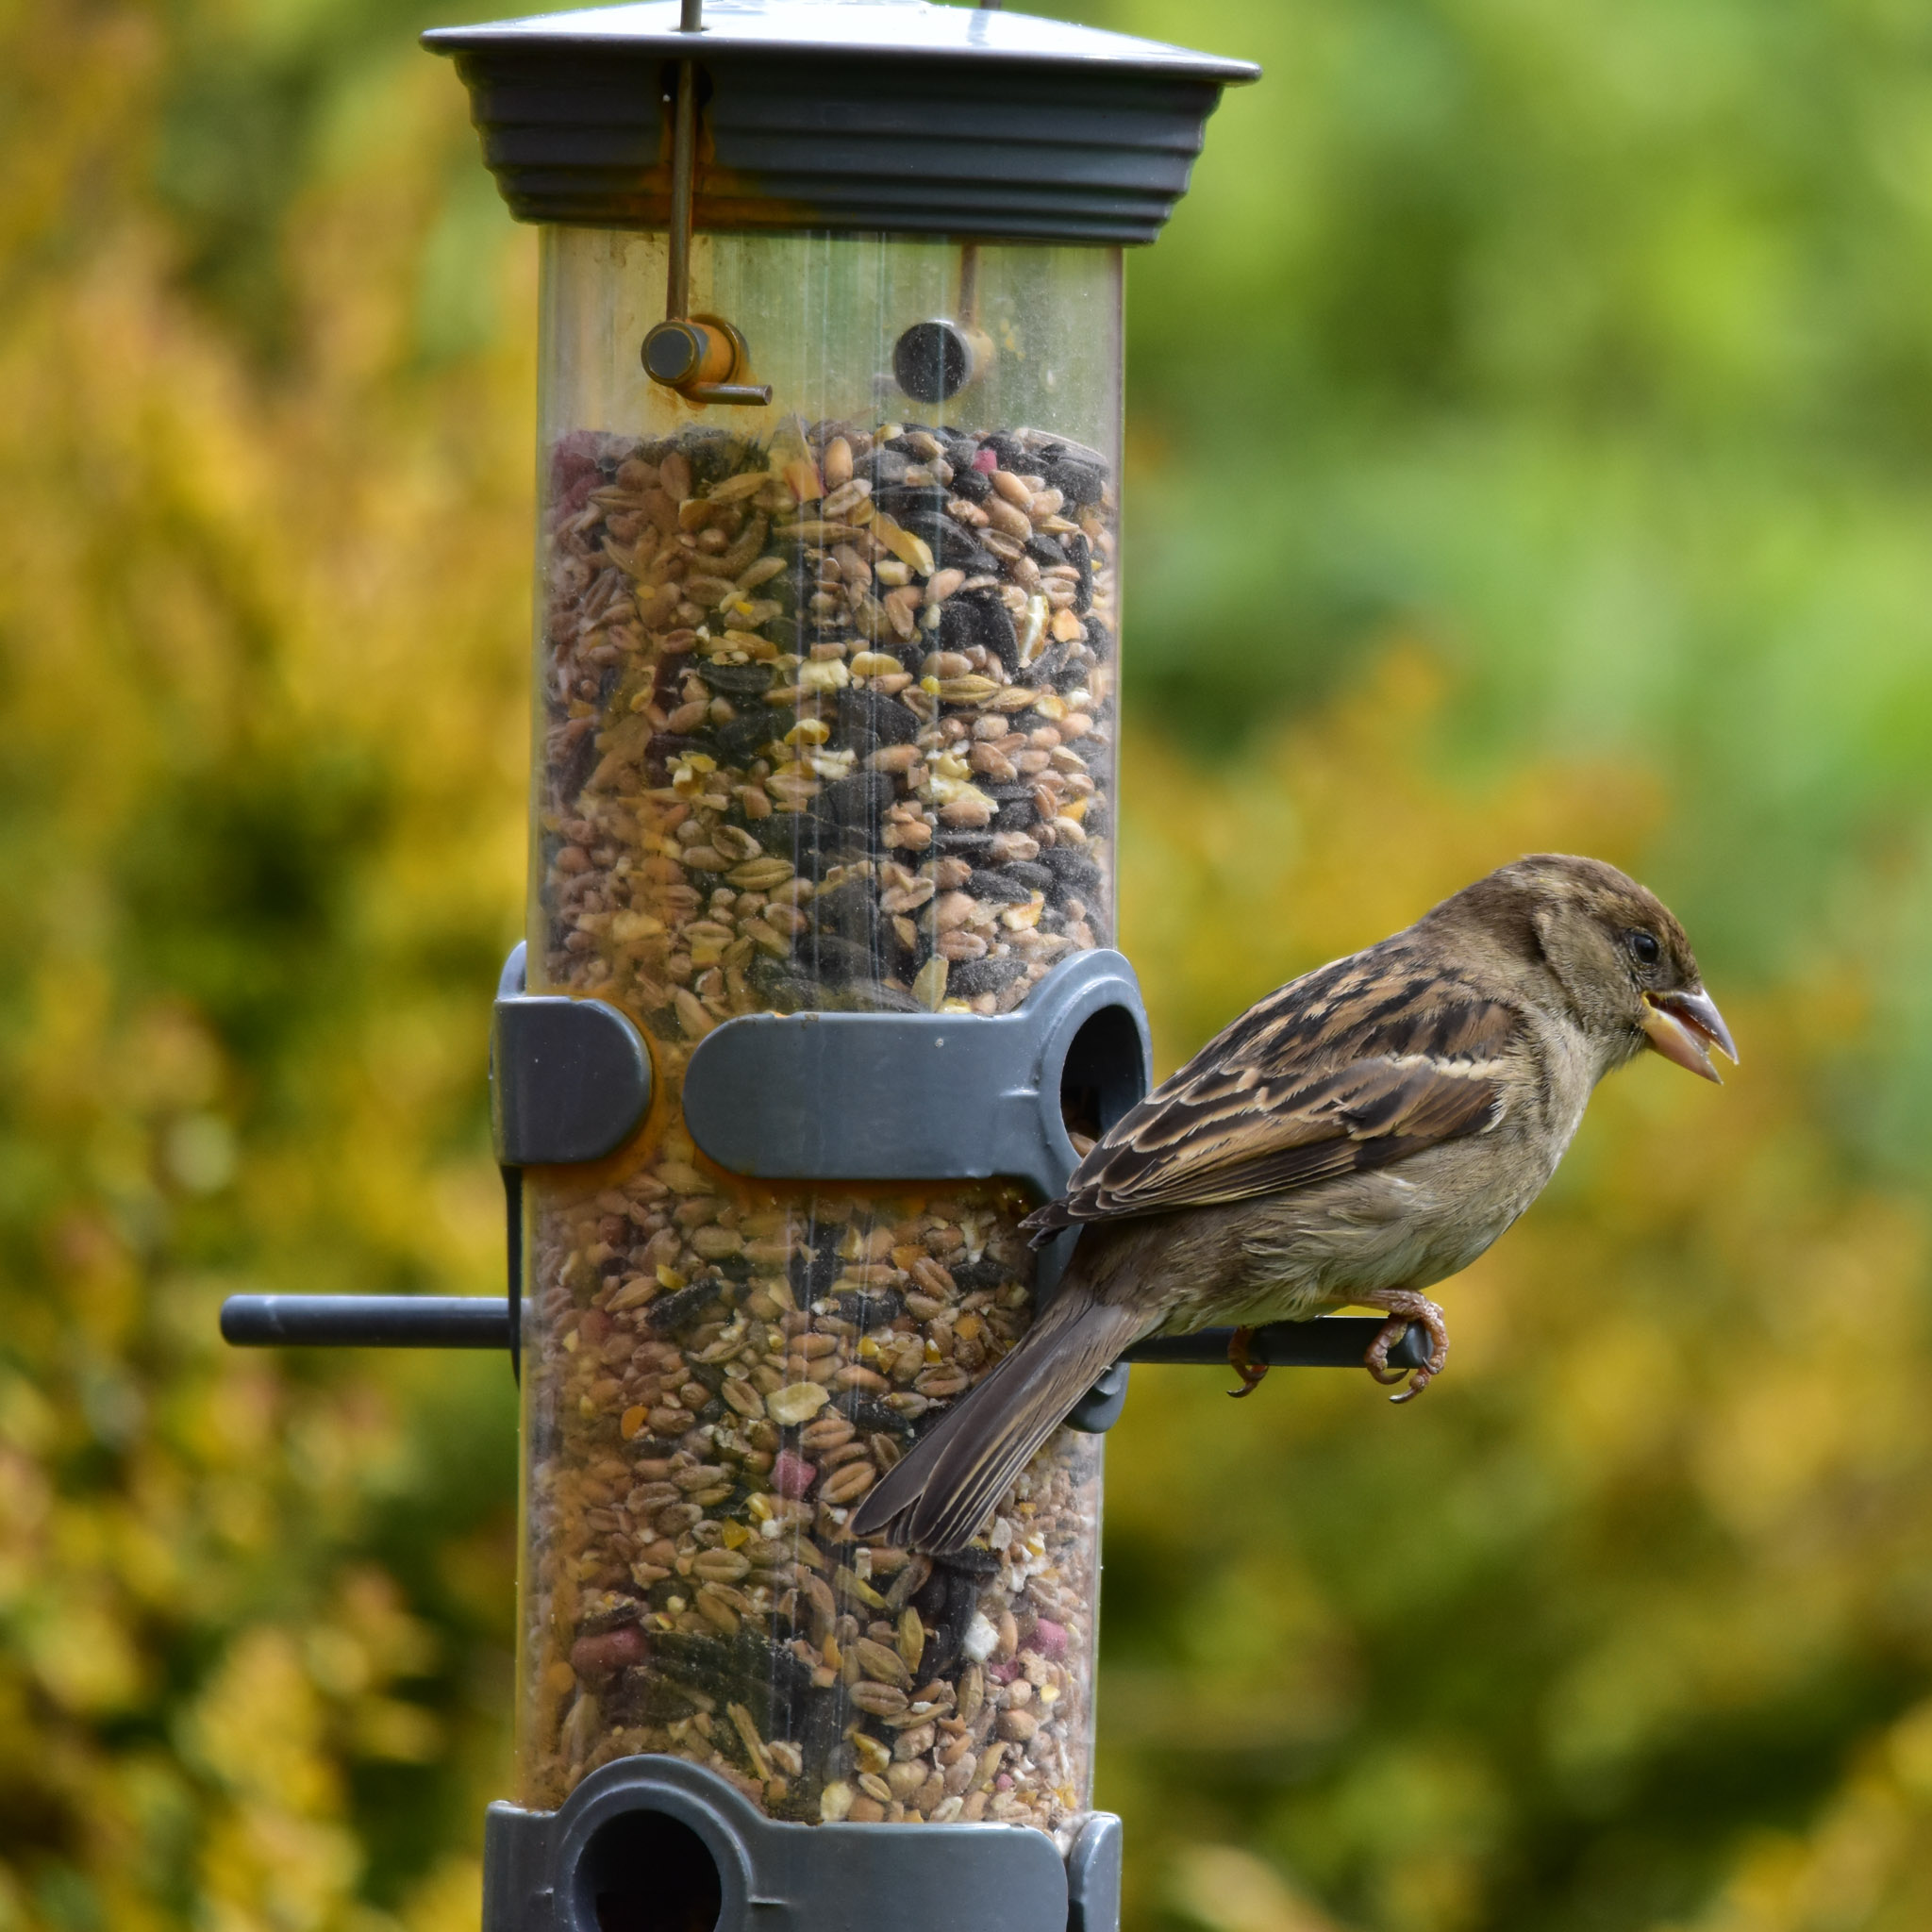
[
  {"x1": 488, "y1": 946, "x2": 1151, "y2": 1427},
  {"x1": 483, "y1": 1756, "x2": 1120, "y2": 1932},
  {"x1": 488, "y1": 945, "x2": 1152, "y2": 1197},
  {"x1": 1065, "y1": 1812, "x2": 1124, "y2": 1932},
  {"x1": 491, "y1": 942, "x2": 654, "y2": 1166},
  {"x1": 682, "y1": 949, "x2": 1150, "y2": 1204}
]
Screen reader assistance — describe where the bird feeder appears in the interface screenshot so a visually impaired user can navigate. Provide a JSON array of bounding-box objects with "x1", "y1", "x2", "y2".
[{"x1": 213, "y1": 6, "x2": 1399, "y2": 1927}]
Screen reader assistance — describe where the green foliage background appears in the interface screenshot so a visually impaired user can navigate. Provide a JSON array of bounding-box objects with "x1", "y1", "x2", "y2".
[{"x1": 5, "y1": 3, "x2": 1932, "y2": 1929}]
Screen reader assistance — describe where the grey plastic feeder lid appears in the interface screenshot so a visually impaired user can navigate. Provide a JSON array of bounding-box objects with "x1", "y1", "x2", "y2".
[{"x1": 424, "y1": 0, "x2": 1258, "y2": 244}]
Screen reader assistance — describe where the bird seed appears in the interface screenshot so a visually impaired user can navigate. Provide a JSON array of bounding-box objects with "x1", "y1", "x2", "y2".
[{"x1": 519, "y1": 411, "x2": 1116, "y2": 1845}]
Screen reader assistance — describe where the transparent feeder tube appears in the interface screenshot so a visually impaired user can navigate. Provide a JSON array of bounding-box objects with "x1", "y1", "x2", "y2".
[{"x1": 521, "y1": 228, "x2": 1123, "y2": 1842}]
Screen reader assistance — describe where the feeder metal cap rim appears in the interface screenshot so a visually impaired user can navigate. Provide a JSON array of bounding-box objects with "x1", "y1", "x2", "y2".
[{"x1": 422, "y1": 0, "x2": 1260, "y2": 86}]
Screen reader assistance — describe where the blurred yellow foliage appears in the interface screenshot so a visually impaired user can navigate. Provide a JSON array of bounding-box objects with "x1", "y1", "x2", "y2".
[
  {"x1": 1121, "y1": 644, "x2": 1661, "y2": 1061},
  {"x1": 1166, "y1": 1842, "x2": 1347, "y2": 1932},
  {"x1": 0, "y1": 11, "x2": 528, "y2": 1932}
]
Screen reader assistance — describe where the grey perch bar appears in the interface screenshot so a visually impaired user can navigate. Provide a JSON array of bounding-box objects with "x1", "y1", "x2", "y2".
[
  {"x1": 217, "y1": 1293, "x2": 1431, "y2": 1370},
  {"x1": 220, "y1": 1294, "x2": 512, "y2": 1349}
]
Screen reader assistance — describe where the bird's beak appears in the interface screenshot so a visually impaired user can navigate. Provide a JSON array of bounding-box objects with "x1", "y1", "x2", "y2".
[{"x1": 1641, "y1": 987, "x2": 1738, "y2": 1084}]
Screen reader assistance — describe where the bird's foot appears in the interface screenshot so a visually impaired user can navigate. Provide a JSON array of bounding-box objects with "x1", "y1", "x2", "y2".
[
  {"x1": 1358, "y1": 1291, "x2": 1450, "y2": 1404},
  {"x1": 1226, "y1": 1325, "x2": 1270, "y2": 1398}
]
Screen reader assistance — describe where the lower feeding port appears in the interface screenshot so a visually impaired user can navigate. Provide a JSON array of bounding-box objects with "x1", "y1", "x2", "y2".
[
  {"x1": 579, "y1": 1808, "x2": 720, "y2": 1932},
  {"x1": 486, "y1": 1757, "x2": 1116, "y2": 1932}
]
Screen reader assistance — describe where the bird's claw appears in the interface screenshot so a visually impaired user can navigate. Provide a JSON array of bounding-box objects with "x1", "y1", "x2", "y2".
[
  {"x1": 1362, "y1": 1296, "x2": 1450, "y2": 1403},
  {"x1": 1226, "y1": 1324, "x2": 1270, "y2": 1398}
]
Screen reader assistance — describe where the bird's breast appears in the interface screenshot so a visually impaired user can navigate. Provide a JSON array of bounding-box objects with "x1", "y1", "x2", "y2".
[{"x1": 1142, "y1": 1125, "x2": 1561, "y2": 1335}]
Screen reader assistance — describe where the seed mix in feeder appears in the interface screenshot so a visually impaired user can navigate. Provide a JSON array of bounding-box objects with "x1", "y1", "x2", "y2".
[{"x1": 522, "y1": 411, "x2": 1118, "y2": 1840}]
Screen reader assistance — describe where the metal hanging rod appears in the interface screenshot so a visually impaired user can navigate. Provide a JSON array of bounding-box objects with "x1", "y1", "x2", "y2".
[{"x1": 639, "y1": 0, "x2": 772, "y2": 408}]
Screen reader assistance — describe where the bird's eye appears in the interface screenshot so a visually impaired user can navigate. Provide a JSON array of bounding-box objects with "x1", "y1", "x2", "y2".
[{"x1": 1627, "y1": 929, "x2": 1661, "y2": 967}]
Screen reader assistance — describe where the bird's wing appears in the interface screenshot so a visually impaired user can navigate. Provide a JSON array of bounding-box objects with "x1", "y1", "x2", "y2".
[{"x1": 1028, "y1": 940, "x2": 1522, "y2": 1236}]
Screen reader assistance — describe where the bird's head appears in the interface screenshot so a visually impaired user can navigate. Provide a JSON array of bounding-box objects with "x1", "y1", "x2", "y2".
[{"x1": 1441, "y1": 854, "x2": 1738, "y2": 1081}]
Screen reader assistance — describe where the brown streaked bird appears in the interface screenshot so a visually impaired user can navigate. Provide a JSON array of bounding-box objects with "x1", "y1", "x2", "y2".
[{"x1": 850, "y1": 854, "x2": 1736, "y2": 1556}]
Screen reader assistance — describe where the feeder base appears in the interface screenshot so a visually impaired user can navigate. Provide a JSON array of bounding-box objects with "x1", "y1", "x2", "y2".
[{"x1": 483, "y1": 1757, "x2": 1120, "y2": 1932}]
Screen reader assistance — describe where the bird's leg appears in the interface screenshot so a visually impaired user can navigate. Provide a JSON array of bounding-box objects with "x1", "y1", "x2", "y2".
[
  {"x1": 1225, "y1": 1325, "x2": 1270, "y2": 1398},
  {"x1": 1354, "y1": 1290, "x2": 1450, "y2": 1404}
]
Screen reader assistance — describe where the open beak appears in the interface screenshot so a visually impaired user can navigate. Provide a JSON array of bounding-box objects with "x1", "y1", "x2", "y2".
[{"x1": 1641, "y1": 987, "x2": 1739, "y2": 1084}]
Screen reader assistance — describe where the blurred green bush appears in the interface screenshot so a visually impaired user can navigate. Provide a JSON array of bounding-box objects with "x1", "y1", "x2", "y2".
[{"x1": 3, "y1": 3, "x2": 1932, "y2": 1930}]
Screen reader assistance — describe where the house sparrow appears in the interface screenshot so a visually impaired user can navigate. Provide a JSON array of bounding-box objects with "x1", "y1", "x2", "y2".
[{"x1": 851, "y1": 854, "x2": 1735, "y2": 1556}]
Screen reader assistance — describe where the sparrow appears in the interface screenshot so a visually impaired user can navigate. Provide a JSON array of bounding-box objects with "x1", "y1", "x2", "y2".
[{"x1": 850, "y1": 854, "x2": 1736, "y2": 1556}]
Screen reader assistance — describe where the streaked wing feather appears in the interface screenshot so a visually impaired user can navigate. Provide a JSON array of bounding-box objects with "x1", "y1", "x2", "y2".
[{"x1": 1027, "y1": 939, "x2": 1520, "y2": 1236}]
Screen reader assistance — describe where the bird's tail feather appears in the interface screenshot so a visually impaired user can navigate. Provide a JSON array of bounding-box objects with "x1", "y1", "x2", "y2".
[
  {"x1": 1019, "y1": 1198, "x2": 1075, "y2": 1246},
  {"x1": 848, "y1": 1287, "x2": 1142, "y2": 1555}
]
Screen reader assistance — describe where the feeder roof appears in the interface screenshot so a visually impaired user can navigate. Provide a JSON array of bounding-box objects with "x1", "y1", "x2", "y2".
[{"x1": 425, "y1": 0, "x2": 1258, "y2": 245}]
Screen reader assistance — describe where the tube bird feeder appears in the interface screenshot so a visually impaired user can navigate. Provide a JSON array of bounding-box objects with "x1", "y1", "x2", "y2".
[{"x1": 206, "y1": 8, "x2": 1459, "y2": 1929}]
